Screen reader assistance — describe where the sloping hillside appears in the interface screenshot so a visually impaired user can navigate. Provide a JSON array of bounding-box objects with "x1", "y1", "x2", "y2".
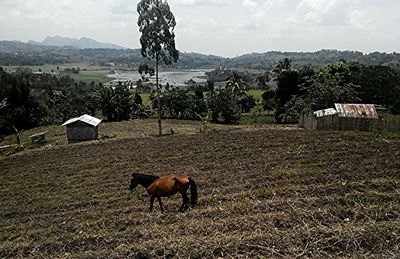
[
  {"x1": 2, "y1": 40, "x2": 400, "y2": 68},
  {"x1": 0, "y1": 128, "x2": 399, "y2": 258}
]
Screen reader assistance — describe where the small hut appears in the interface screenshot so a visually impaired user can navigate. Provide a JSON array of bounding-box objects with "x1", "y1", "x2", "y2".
[{"x1": 62, "y1": 114, "x2": 101, "y2": 144}]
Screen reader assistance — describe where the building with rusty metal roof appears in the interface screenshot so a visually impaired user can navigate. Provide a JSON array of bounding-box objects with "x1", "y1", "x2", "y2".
[{"x1": 334, "y1": 104, "x2": 378, "y2": 119}]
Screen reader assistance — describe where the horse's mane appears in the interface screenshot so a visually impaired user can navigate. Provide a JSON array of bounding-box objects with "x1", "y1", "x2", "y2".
[{"x1": 133, "y1": 173, "x2": 159, "y2": 186}]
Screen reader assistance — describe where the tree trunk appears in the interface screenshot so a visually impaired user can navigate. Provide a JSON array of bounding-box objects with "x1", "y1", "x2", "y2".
[
  {"x1": 11, "y1": 125, "x2": 20, "y2": 145},
  {"x1": 156, "y1": 54, "x2": 162, "y2": 136}
]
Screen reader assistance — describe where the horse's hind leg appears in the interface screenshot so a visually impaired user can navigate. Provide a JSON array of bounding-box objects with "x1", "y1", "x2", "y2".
[
  {"x1": 157, "y1": 197, "x2": 165, "y2": 212},
  {"x1": 179, "y1": 192, "x2": 190, "y2": 212},
  {"x1": 149, "y1": 196, "x2": 155, "y2": 212}
]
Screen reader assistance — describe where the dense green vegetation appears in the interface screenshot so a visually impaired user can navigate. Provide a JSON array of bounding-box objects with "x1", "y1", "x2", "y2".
[
  {"x1": 0, "y1": 67, "x2": 99, "y2": 135},
  {"x1": 2, "y1": 57, "x2": 400, "y2": 135},
  {"x1": 2, "y1": 40, "x2": 400, "y2": 69},
  {"x1": 151, "y1": 88, "x2": 207, "y2": 121},
  {"x1": 2, "y1": 39, "x2": 400, "y2": 131},
  {"x1": 267, "y1": 60, "x2": 400, "y2": 123},
  {"x1": 0, "y1": 41, "x2": 223, "y2": 69}
]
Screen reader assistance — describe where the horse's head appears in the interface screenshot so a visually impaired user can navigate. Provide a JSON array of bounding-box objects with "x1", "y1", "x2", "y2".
[{"x1": 129, "y1": 173, "x2": 139, "y2": 190}]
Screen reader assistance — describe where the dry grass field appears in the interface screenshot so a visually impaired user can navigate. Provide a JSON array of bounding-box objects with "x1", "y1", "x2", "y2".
[
  {"x1": 0, "y1": 119, "x2": 241, "y2": 148},
  {"x1": 0, "y1": 124, "x2": 399, "y2": 258}
]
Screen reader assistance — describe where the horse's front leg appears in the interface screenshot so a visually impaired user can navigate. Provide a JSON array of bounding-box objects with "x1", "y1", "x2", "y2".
[
  {"x1": 149, "y1": 196, "x2": 155, "y2": 212},
  {"x1": 157, "y1": 197, "x2": 165, "y2": 212}
]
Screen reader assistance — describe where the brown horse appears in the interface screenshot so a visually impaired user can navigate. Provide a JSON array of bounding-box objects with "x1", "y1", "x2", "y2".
[{"x1": 129, "y1": 173, "x2": 198, "y2": 212}]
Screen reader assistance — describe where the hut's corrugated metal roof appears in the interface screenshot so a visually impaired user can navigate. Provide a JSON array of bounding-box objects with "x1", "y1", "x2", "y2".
[
  {"x1": 334, "y1": 103, "x2": 378, "y2": 119},
  {"x1": 62, "y1": 114, "x2": 102, "y2": 127},
  {"x1": 314, "y1": 108, "x2": 337, "y2": 117}
]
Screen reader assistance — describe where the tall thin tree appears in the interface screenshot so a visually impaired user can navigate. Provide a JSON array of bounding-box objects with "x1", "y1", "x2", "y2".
[{"x1": 137, "y1": 0, "x2": 179, "y2": 135}]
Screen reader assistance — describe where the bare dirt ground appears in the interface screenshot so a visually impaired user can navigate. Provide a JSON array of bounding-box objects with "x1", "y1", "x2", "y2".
[{"x1": 1, "y1": 127, "x2": 399, "y2": 258}]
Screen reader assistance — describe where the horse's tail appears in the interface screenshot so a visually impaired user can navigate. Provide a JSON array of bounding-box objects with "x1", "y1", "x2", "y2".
[{"x1": 189, "y1": 177, "x2": 198, "y2": 208}]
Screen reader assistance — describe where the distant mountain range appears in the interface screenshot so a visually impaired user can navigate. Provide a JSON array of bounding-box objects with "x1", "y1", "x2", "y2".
[{"x1": 28, "y1": 36, "x2": 126, "y2": 50}]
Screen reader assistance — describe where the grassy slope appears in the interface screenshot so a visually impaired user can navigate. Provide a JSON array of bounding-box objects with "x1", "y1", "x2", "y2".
[
  {"x1": 0, "y1": 119, "x2": 241, "y2": 148},
  {"x1": 0, "y1": 125, "x2": 399, "y2": 258}
]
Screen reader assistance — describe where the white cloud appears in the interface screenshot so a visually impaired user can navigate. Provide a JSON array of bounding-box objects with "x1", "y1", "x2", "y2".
[
  {"x1": 349, "y1": 9, "x2": 369, "y2": 30},
  {"x1": 262, "y1": 0, "x2": 285, "y2": 10},
  {"x1": 254, "y1": 0, "x2": 286, "y2": 19},
  {"x1": 242, "y1": 0, "x2": 258, "y2": 11},
  {"x1": 0, "y1": 0, "x2": 399, "y2": 56},
  {"x1": 174, "y1": 0, "x2": 230, "y2": 6},
  {"x1": 294, "y1": 0, "x2": 366, "y2": 27},
  {"x1": 236, "y1": 0, "x2": 286, "y2": 32},
  {"x1": 177, "y1": 17, "x2": 218, "y2": 34},
  {"x1": 238, "y1": 18, "x2": 262, "y2": 31}
]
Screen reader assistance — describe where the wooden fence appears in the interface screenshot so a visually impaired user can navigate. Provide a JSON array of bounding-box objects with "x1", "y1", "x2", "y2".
[{"x1": 299, "y1": 113, "x2": 400, "y2": 133}]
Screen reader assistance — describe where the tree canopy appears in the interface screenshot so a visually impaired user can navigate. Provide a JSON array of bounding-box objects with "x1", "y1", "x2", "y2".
[{"x1": 137, "y1": 0, "x2": 179, "y2": 65}]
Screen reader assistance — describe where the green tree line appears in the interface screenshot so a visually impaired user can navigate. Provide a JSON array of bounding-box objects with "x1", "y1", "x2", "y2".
[
  {"x1": 2, "y1": 40, "x2": 400, "y2": 69},
  {"x1": 263, "y1": 59, "x2": 400, "y2": 123},
  {"x1": 1, "y1": 59, "x2": 400, "y2": 135},
  {"x1": 0, "y1": 68, "x2": 146, "y2": 135}
]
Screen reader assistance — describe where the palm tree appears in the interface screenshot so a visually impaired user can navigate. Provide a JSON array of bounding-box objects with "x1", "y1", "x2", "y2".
[
  {"x1": 225, "y1": 72, "x2": 247, "y2": 95},
  {"x1": 93, "y1": 83, "x2": 135, "y2": 121},
  {"x1": 273, "y1": 58, "x2": 292, "y2": 79},
  {"x1": 93, "y1": 85, "x2": 117, "y2": 121}
]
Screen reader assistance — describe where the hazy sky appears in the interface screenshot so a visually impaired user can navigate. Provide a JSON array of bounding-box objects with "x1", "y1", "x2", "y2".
[{"x1": 0, "y1": 0, "x2": 399, "y2": 57}]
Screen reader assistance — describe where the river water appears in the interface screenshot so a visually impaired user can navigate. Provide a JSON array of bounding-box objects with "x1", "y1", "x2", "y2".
[{"x1": 107, "y1": 69, "x2": 210, "y2": 87}]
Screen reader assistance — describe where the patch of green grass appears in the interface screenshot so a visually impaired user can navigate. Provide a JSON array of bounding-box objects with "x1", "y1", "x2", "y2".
[
  {"x1": 240, "y1": 113, "x2": 275, "y2": 125},
  {"x1": 0, "y1": 125, "x2": 64, "y2": 147},
  {"x1": 66, "y1": 70, "x2": 112, "y2": 83},
  {"x1": 140, "y1": 93, "x2": 151, "y2": 106},
  {"x1": 248, "y1": 89, "x2": 265, "y2": 103},
  {"x1": 3, "y1": 141, "x2": 47, "y2": 156}
]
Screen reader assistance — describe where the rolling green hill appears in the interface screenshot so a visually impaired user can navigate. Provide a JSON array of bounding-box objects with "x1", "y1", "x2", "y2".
[{"x1": 1, "y1": 40, "x2": 400, "y2": 69}]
